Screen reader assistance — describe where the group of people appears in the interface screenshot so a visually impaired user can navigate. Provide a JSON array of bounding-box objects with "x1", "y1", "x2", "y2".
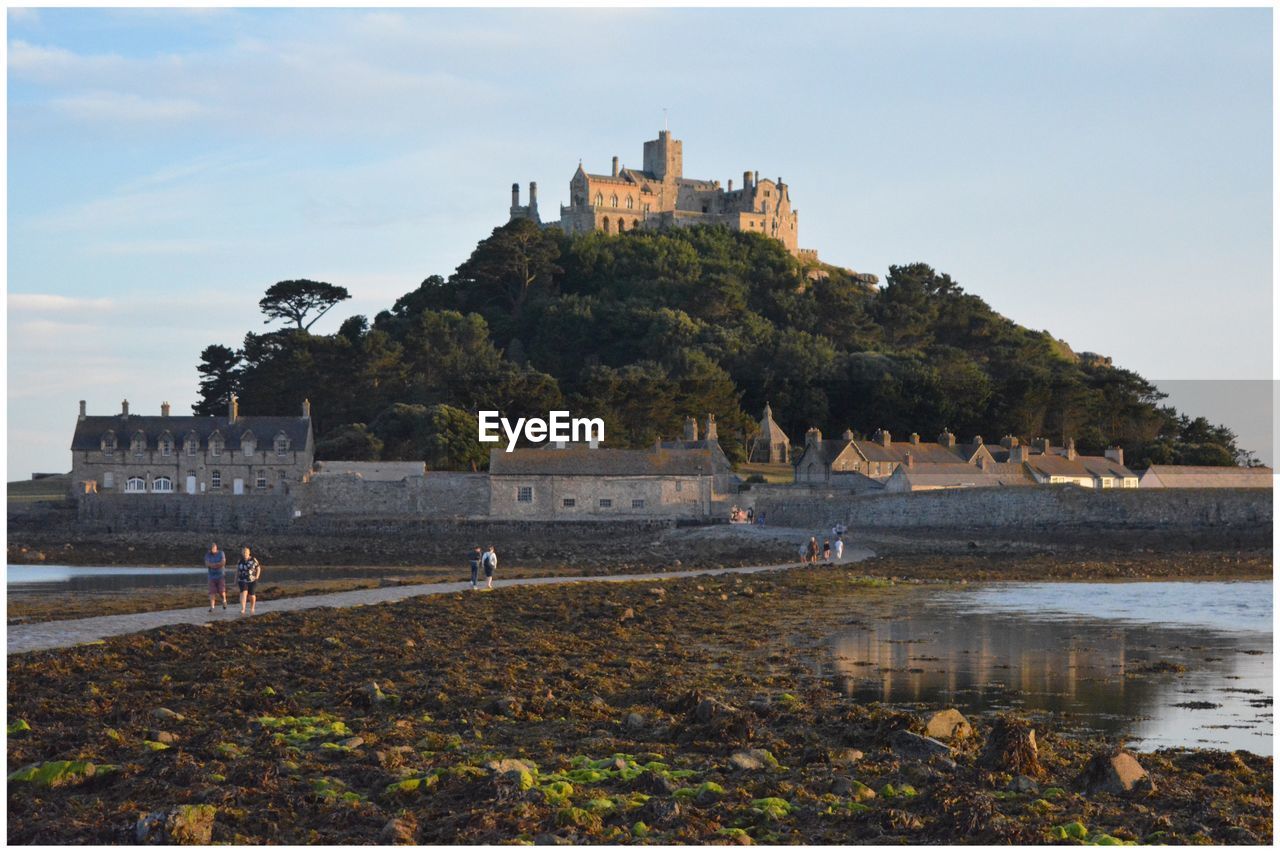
[
  {"x1": 468, "y1": 545, "x2": 499, "y2": 590},
  {"x1": 203, "y1": 543, "x2": 263, "y2": 614},
  {"x1": 799, "y1": 528, "x2": 846, "y2": 564}
]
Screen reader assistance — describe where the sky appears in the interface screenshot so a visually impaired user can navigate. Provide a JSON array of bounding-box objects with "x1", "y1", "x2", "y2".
[{"x1": 7, "y1": 7, "x2": 1274, "y2": 477}]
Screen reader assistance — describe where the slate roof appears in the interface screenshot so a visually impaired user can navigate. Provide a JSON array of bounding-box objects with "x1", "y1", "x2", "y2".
[
  {"x1": 72, "y1": 415, "x2": 310, "y2": 451},
  {"x1": 891, "y1": 462, "x2": 1005, "y2": 489},
  {"x1": 1077, "y1": 456, "x2": 1137, "y2": 481},
  {"x1": 852, "y1": 440, "x2": 968, "y2": 465},
  {"x1": 489, "y1": 447, "x2": 716, "y2": 477},
  {"x1": 1140, "y1": 465, "x2": 1273, "y2": 488},
  {"x1": 1026, "y1": 453, "x2": 1134, "y2": 480}
]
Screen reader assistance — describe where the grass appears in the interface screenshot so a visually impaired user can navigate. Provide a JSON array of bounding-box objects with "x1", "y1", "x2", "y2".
[
  {"x1": 7, "y1": 475, "x2": 71, "y2": 504},
  {"x1": 735, "y1": 463, "x2": 794, "y2": 484}
]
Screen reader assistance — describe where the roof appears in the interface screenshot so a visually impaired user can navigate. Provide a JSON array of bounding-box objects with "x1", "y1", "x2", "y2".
[
  {"x1": 852, "y1": 439, "x2": 969, "y2": 465},
  {"x1": 313, "y1": 461, "x2": 426, "y2": 481},
  {"x1": 758, "y1": 407, "x2": 789, "y2": 443},
  {"x1": 489, "y1": 446, "x2": 716, "y2": 477},
  {"x1": 1077, "y1": 456, "x2": 1136, "y2": 480},
  {"x1": 977, "y1": 461, "x2": 1036, "y2": 486},
  {"x1": 72, "y1": 414, "x2": 310, "y2": 452},
  {"x1": 891, "y1": 462, "x2": 1005, "y2": 489},
  {"x1": 1141, "y1": 465, "x2": 1273, "y2": 488},
  {"x1": 1025, "y1": 454, "x2": 1094, "y2": 479}
]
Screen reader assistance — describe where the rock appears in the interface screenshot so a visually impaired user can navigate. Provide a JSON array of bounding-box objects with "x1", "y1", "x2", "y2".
[
  {"x1": 831, "y1": 748, "x2": 864, "y2": 765},
  {"x1": 380, "y1": 815, "x2": 418, "y2": 845},
  {"x1": 1009, "y1": 774, "x2": 1039, "y2": 795},
  {"x1": 8, "y1": 759, "x2": 104, "y2": 788},
  {"x1": 889, "y1": 729, "x2": 952, "y2": 761},
  {"x1": 493, "y1": 696, "x2": 522, "y2": 717},
  {"x1": 153, "y1": 708, "x2": 184, "y2": 722},
  {"x1": 588, "y1": 695, "x2": 610, "y2": 710},
  {"x1": 339, "y1": 737, "x2": 364, "y2": 749},
  {"x1": 634, "y1": 769, "x2": 678, "y2": 795},
  {"x1": 619, "y1": 607, "x2": 635, "y2": 623},
  {"x1": 135, "y1": 805, "x2": 216, "y2": 845},
  {"x1": 150, "y1": 731, "x2": 179, "y2": 745},
  {"x1": 694, "y1": 697, "x2": 741, "y2": 724},
  {"x1": 925, "y1": 709, "x2": 973, "y2": 741},
  {"x1": 624, "y1": 712, "x2": 645, "y2": 731},
  {"x1": 729, "y1": 748, "x2": 779, "y2": 771},
  {"x1": 1076, "y1": 750, "x2": 1155, "y2": 795},
  {"x1": 364, "y1": 682, "x2": 389, "y2": 704},
  {"x1": 637, "y1": 795, "x2": 681, "y2": 827},
  {"x1": 979, "y1": 716, "x2": 1042, "y2": 776}
]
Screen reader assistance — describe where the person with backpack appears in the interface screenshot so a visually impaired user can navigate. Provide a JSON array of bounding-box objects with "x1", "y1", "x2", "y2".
[
  {"x1": 469, "y1": 547, "x2": 483, "y2": 591},
  {"x1": 236, "y1": 546, "x2": 262, "y2": 615},
  {"x1": 482, "y1": 545, "x2": 498, "y2": 590},
  {"x1": 205, "y1": 542, "x2": 228, "y2": 612}
]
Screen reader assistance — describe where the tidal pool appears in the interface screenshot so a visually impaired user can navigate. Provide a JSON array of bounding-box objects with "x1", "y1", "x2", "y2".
[
  {"x1": 6, "y1": 564, "x2": 406, "y2": 593},
  {"x1": 826, "y1": 580, "x2": 1272, "y2": 754}
]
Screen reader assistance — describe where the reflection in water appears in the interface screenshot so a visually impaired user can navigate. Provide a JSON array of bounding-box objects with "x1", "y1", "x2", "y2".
[{"x1": 826, "y1": 582, "x2": 1272, "y2": 755}]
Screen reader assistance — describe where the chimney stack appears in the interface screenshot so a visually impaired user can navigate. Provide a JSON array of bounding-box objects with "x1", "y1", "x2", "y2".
[
  {"x1": 1000, "y1": 434, "x2": 1019, "y2": 448},
  {"x1": 1010, "y1": 444, "x2": 1028, "y2": 464},
  {"x1": 612, "y1": 156, "x2": 619, "y2": 176},
  {"x1": 228, "y1": 394, "x2": 239, "y2": 424},
  {"x1": 910, "y1": 432, "x2": 920, "y2": 445},
  {"x1": 841, "y1": 428, "x2": 854, "y2": 442},
  {"x1": 511, "y1": 182, "x2": 519, "y2": 208},
  {"x1": 1065, "y1": 438, "x2": 1077, "y2": 461},
  {"x1": 806, "y1": 427, "x2": 823, "y2": 447},
  {"x1": 78, "y1": 400, "x2": 86, "y2": 421},
  {"x1": 728, "y1": 179, "x2": 734, "y2": 192},
  {"x1": 1037, "y1": 437, "x2": 1052, "y2": 455},
  {"x1": 972, "y1": 435, "x2": 984, "y2": 446},
  {"x1": 753, "y1": 170, "x2": 759, "y2": 185},
  {"x1": 905, "y1": 451, "x2": 914, "y2": 469},
  {"x1": 704, "y1": 414, "x2": 718, "y2": 442},
  {"x1": 161, "y1": 401, "x2": 171, "y2": 417},
  {"x1": 683, "y1": 416, "x2": 698, "y2": 442},
  {"x1": 302, "y1": 398, "x2": 311, "y2": 419},
  {"x1": 877, "y1": 429, "x2": 891, "y2": 448},
  {"x1": 1105, "y1": 446, "x2": 1124, "y2": 466},
  {"x1": 121, "y1": 398, "x2": 130, "y2": 418},
  {"x1": 528, "y1": 182, "x2": 538, "y2": 216},
  {"x1": 743, "y1": 170, "x2": 752, "y2": 189},
  {"x1": 938, "y1": 429, "x2": 955, "y2": 448}
]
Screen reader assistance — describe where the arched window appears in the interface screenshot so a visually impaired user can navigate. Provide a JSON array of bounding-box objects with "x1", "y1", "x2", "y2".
[
  {"x1": 617, "y1": 219, "x2": 625, "y2": 233},
  {"x1": 625, "y1": 196, "x2": 634, "y2": 209},
  {"x1": 184, "y1": 432, "x2": 199, "y2": 456},
  {"x1": 761, "y1": 201, "x2": 769, "y2": 214},
  {"x1": 211, "y1": 470, "x2": 222, "y2": 489},
  {"x1": 240, "y1": 430, "x2": 256, "y2": 457},
  {"x1": 610, "y1": 193, "x2": 618, "y2": 208},
  {"x1": 633, "y1": 219, "x2": 639, "y2": 229},
  {"x1": 158, "y1": 432, "x2": 174, "y2": 457},
  {"x1": 153, "y1": 476, "x2": 173, "y2": 493},
  {"x1": 131, "y1": 431, "x2": 147, "y2": 459},
  {"x1": 125, "y1": 476, "x2": 146, "y2": 494},
  {"x1": 594, "y1": 192, "x2": 603, "y2": 207},
  {"x1": 602, "y1": 217, "x2": 611, "y2": 233},
  {"x1": 100, "y1": 431, "x2": 117, "y2": 458},
  {"x1": 274, "y1": 431, "x2": 290, "y2": 456}
]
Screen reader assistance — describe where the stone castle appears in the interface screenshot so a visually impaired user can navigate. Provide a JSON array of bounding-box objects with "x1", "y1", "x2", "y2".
[{"x1": 509, "y1": 129, "x2": 816, "y2": 261}]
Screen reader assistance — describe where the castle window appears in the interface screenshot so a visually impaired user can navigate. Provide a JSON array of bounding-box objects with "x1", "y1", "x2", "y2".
[
  {"x1": 701, "y1": 205, "x2": 708, "y2": 213},
  {"x1": 241, "y1": 431, "x2": 256, "y2": 457},
  {"x1": 761, "y1": 201, "x2": 769, "y2": 214},
  {"x1": 625, "y1": 196, "x2": 633, "y2": 209},
  {"x1": 256, "y1": 471, "x2": 267, "y2": 488},
  {"x1": 153, "y1": 476, "x2": 173, "y2": 493},
  {"x1": 100, "y1": 432, "x2": 117, "y2": 458},
  {"x1": 598, "y1": 498, "x2": 613, "y2": 509},
  {"x1": 610, "y1": 194, "x2": 618, "y2": 207},
  {"x1": 643, "y1": 203, "x2": 650, "y2": 213},
  {"x1": 125, "y1": 476, "x2": 146, "y2": 494},
  {"x1": 618, "y1": 219, "x2": 625, "y2": 233},
  {"x1": 594, "y1": 192, "x2": 603, "y2": 207},
  {"x1": 602, "y1": 217, "x2": 611, "y2": 233},
  {"x1": 274, "y1": 432, "x2": 290, "y2": 456},
  {"x1": 517, "y1": 486, "x2": 533, "y2": 503},
  {"x1": 632, "y1": 499, "x2": 645, "y2": 509},
  {"x1": 633, "y1": 219, "x2": 639, "y2": 229},
  {"x1": 211, "y1": 470, "x2": 222, "y2": 489},
  {"x1": 131, "y1": 431, "x2": 147, "y2": 459},
  {"x1": 209, "y1": 433, "x2": 224, "y2": 458},
  {"x1": 562, "y1": 497, "x2": 576, "y2": 508},
  {"x1": 278, "y1": 470, "x2": 287, "y2": 482}
]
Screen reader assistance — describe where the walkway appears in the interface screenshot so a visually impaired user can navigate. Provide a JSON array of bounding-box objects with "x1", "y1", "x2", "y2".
[{"x1": 8, "y1": 548, "x2": 874, "y2": 655}]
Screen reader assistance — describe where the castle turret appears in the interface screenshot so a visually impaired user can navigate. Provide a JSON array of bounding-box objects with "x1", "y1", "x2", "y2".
[
  {"x1": 612, "y1": 156, "x2": 619, "y2": 177},
  {"x1": 528, "y1": 182, "x2": 539, "y2": 219},
  {"x1": 643, "y1": 130, "x2": 682, "y2": 180}
]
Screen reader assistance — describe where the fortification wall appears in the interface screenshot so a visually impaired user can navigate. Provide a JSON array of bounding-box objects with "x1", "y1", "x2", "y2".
[
  {"x1": 749, "y1": 485, "x2": 1272, "y2": 531},
  {"x1": 299, "y1": 473, "x2": 489, "y2": 518},
  {"x1": 77, "y1": 494, "x2": 296, "y2": 533}
]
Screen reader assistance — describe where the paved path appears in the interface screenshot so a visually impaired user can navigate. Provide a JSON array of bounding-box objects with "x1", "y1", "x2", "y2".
[{"x1": 8, "y1": 548, "x2": 874, "y2": 655}]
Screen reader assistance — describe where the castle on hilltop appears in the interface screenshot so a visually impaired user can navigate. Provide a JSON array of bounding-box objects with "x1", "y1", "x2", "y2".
[{"x1": 509, "y1": 129, "x2": 816, "y2": 261}]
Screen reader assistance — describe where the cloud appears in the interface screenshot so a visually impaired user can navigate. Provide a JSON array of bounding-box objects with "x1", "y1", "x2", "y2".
[
  {"x1": 51, "y1": 90, "x2": 209, "y2": 123},
  {"x1": 8, "y1": 293, "x2": 114, "y2": 313}
]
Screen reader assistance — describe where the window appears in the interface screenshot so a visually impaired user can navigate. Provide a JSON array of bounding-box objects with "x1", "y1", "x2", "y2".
[
  {"x1": 701, "y1": 205, "x2": 709, "y2": 213},
  {"x1": 103, "y1": 472, "x2": 114, "y2": 489},
  {"x1": 562, "y1": 497, "x2": 576, "y2": 508},
  {"x1": 675, "y1": 481, "x2": 683, "y2": 492},
  {"x1": 131, "y1": 431, "x2": 147, "y2": 459},
  {"x1": 159, "y1": 434, "x2": 173, "y2": 457},
  {"x1": 632, "y1": 499, "x2": 645, "y2": 509},
  {"x1": 209, "y1": 433, "x2": 224, "y2": 458},
  {"x1": 256, "y1": 471, "x2": 267, "y2": 488},
  {"x1": 517, "y1": 486, "x2": 533, "y2": 503},
  {"x1": 764, "y1": 189, "x2": 771, "y2": 198},
  {"x1": 125, "y1": 477, "x2": 146, "y2": 493},
  {"x1": 101, "y1": 432, "x2": 117, "y2": 458},
  {"x1": 598, "y1": 498, "x2": 613, "y2": 508},
  {"x1": 241, "y1": 431, "x2": 256, "y2": 456},
  {"x1": 185, "y1": 433, "x2": 198, "y2": 456},
  {"x1": 610, "y1": 194, "x2": 618, "y2": 207},
  {"x1": 153, "y1": 477, "x2": 173, "y2": 493},
  {"x1": 618, "y1": 219, "x2": 625, "y2": 233},
  {"x1": 594, "y1": 192, "x2": 603, "y2": 207},
  {"x1": 278, "y1": 470, "x2": 287, "y2": 483},
  {"x1": 625, "y1": 196, "x2": 633, "y2": 209},
  {"x1": 211, "y1": 470, "x2": 222, "y2": 489},
  {"x1": 643, "y1": 203, "x2": 651, "y2": 213},
  {"x1": 602, "y1": 217, "x2": 611, "y2": 233},
  {"x1": 274, "y1": 432, "x2": 290, "y2": 456},
  {"x1": 633, "y1": 219, "x2": 639, "y2": 229}
]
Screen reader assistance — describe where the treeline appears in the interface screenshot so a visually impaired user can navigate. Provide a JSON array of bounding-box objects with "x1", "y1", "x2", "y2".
[{"x1": 195, "y1": 221, "x2": 1250, "y2": 469}]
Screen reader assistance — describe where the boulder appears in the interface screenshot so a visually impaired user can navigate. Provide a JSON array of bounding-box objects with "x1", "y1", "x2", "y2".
[
  {"x1": 1008, "y1": 774, "x2": 1039, "y2": 795},
  {"x1": 979, "y1": 717, "x2": 1042, "y2": 776},
  {"x1": 633, "y1": 769, "x2": 678, "y2": 795},
  {"x1": 485, "y1": 758, "x2": 537, "y2": 776},
  {"x1": 493, "y1": 696, "x2": 522, "y2": 717},
  {"x1": 150, "y1": 731, "x2": 179, "y2": 745},
  {"x1": 152, "y1": 708, "x2": 184, "y2": 722},
  {"x1": 889, "y1": 729, "x2": 952, "y2": 761},
  {"x1": 135, "y1": 805, "x2": 216, "y2": 845},
  {"x1": 380, "y1": 816, "x2": 418, "y2": 845},
  {"x1": 339, "y1": 737, "x2": 364, "y2": 750},
  {"x1": 1077, "y1": 750, "x2": 1155, "y2": 795},
  {"x1": 729, "y1": 749, "x2": 779, "y2": 771},
  {"x1": 625, "y1": 712, "x2": 645, "y2": 732},
  {"x1": 925, "y1": 709, "x2": 973, "y2": 741}
]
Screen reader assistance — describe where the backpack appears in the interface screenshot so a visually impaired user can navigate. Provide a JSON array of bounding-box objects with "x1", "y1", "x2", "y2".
[{"x1": 483, "y1": 551, "x2": 496, "y2": 570}]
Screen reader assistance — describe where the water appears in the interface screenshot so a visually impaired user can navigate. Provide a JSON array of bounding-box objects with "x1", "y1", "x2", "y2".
[
  {"x1": 826, "y1": 580, "x2": 1273, "y2": 755},
  {"x1": 6, "y1": 564, "x2": 400, "y2": 593}
]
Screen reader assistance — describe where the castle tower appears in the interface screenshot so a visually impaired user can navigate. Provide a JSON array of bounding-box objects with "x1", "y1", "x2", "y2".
[{"x1": 643, "y1": 130, "x2": 682, "y2": 181}]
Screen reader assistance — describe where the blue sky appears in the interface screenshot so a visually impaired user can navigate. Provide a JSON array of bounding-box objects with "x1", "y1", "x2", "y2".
[{"x1": 7, "y1": 7, "x2": 1273, "y2": 476}]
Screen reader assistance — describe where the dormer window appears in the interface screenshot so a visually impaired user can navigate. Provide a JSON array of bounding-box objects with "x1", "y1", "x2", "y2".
[
  {"x1": 184, "y1": 432, "x2": 199, "y2": 456},
  {"x1": 274, "y1": 432, "x2": 290, "y2": 456},
  {"x1": 101, "y1": 431, "x2": 117, "y2": 458},
  {"x1": 131, "y1": 431, "x2": 147, "y2": 459},
  {"x1": 240, "y1": 431, "x2": 256, "y2": 457},
  {"x1": 158, "y1": 433, "x2": 174, "y2": 457},
  {"x1": 209, "y1": 432, "x2": 224, "y2": 459}
]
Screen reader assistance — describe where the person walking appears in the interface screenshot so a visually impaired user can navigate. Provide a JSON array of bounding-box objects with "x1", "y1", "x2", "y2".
[
  {"x1": 469, "y1": 547, "x2": 482, "y2": 590},
  {"x1": 482, "y1": 545, "x2": 498, "y2": 590},
  {"x1": 205, "y1": 542, "x2": 228, "y2": 611},
  {"x1": 806, "y1": 537, "x2": 819, "y2": 565},
  {"x1": 833, "y1": 535, "x2": 844, "y2": 562},
  {"x1": 822, "y1": 539, "x2": 832, "y2": 562},
  {"x1": 236, "y1": 546, "x2": 262, "y2": 615}
]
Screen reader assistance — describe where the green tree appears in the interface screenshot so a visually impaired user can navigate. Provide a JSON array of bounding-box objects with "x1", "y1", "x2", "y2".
[
  {"x1": 315, "y1": 424, "x2": 382, "y2": 460},
  {"x1": 259, "y1": 279, "x2": 351, "y2": 331},
  {"x1": 193, "y1": 344, "x2": 242, "y2": 416}
]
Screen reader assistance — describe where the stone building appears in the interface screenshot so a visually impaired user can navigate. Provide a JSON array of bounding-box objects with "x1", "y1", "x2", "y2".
[
  {"x1": 793, "y1": 428, "x2": 994, "y2": 484},
  {"x1": 70, "y1": 396, "x2": 314, "y2": 497},
  {"x1": 749, "y1": 403, "x2": 791, "y2": 464},
  {"x1": 510, "y1": 129, "x2": 813, "y2": 258},
  {"x1": 1021, "y1": 441, "x2": 1137, "y2": 489},
  {"x1": 1139, "y1": 464, "x2": 1273, "y2": 488},
  {"x1": 488, "y1": 444, "x2": 716, "y2": 520},
  {"x1": 659, "y1": 414, "x2": 738, "y2": 493}
]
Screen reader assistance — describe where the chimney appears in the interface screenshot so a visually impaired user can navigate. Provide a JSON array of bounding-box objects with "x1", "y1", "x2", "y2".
[
  {"x1": 302, "y1": 398, "x2": 311, "y2": 419},
  {"x1": 511, "y1": 182, "x2": 519, "y2": 208},
  {"x1": 528, "y1": 182, "x2": 538, "y2": 216},
  {"x1": 743, "y1": 170, "x2": 752, "y2": 189},
  {"x1": 704, "y1": 413, "x2": 718, "y2": 442},
  {"x1": 121, "y1": 398, "x2": 130, "y2": 417},
  {"x1": 1105, "y1": 446, "x2": 1124, "y2": 466},
  {"x1": 938, "y1": 430, "x2": 955, "y2": 448},
  {"x1": 805, "y1": 427, "x2": 823, "y2": 447},
  {"x1": 753, "y1": 170, "x2": 759, "y2": 185},
  {"x1": 161, "y1": 401, "x2": 171, "y2": 417},
  {"x1": 972, "y1": 435, "x2": 983, "y2": 446},
  {"x1": 1065, "y1": 438, "x2": 1077, "y2": 461},
  {"x1": 1010, "y1": 445, "x2": 1028, "y2": 464},
  {"x1": 1000, "y1": 434, "x2": 1018, "y2": 448},
  {"x1": 909, "y1": 432, "x2": 920, "y2": 445},
  {"x1": 1036, "y1": 437, "x2": 1052, "y2": 455},
  {"x1": 728, "y1": 179, "x2": 734, "y2": 192},
  {"x1": 683, "y1": 416, "x2": 698, "y2": 442},
  {"x1": 78, "y1": 400, "x2": 86, "y2": 421},
  {"x1": 228, "y1": 394, "x2": 239, "y2": 424},
  {"x1": 841, "y1": 428, "x2": 854, "y2": 442},
  {"x1": 905, "y1": 451, "x2": 914, "y2": 469},
  {"x1": 877, "y1": 429, "x2": 891, "y2": 448},
  {"x1": 612, "y1": 156, "x2": 619, "y2": 177}
]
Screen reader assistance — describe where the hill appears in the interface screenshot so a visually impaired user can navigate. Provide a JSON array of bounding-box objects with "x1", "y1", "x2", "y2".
[{"x1": 195, "y1": 221, "x2": 1248, "y2": 469}]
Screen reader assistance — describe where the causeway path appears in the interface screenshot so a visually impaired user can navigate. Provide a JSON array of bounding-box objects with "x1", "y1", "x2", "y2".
[{"x1": 8, "y1": 547, "x2": 874, "y2": 655}]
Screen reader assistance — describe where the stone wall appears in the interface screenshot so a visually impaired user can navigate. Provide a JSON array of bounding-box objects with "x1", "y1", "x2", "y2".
[
  {"x1": 76, "y1": 493, "x2": 296, "y2": 533},
  {"x1": 299, "y1": 473, "x2": 489, "y2": 518},
  {"x1": 749, "y1": 485, "x2": 1272, "y2": 531}
]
